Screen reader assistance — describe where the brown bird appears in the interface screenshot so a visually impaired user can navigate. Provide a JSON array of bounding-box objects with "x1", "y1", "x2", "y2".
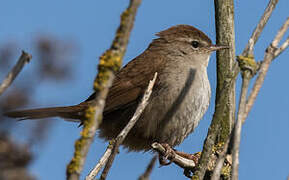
[{"x1": 4, "y1": 25, "x2": 228, "y2": 151}]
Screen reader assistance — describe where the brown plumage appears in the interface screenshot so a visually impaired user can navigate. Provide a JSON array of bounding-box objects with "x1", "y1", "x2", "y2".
[{"x1": 4, "y1": 25, "x2": 228, "y2": 151}]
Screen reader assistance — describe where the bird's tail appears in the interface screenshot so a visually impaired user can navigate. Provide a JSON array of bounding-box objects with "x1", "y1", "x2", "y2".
[{"x1": 3, "y1": 105, "x2": 86, "y2": 121}]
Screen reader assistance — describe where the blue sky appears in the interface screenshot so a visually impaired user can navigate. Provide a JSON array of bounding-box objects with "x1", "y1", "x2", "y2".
[{"x1": 1, "y1": 0, "x2": 289, "y2": 179}]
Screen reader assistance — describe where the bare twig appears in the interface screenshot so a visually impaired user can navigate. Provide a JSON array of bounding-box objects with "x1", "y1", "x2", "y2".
[
  {"x1": 66, "y1": 1, "x2": 142, "y2": 179},
  {"x1": 151, "y1": 143, "x2": 196, "y2": 170},
  {"x1": 86, "y1": 72, "x2": 157, "y2": 180},
  {"x1": 138, "y1": 155, "x2": 157, "y2": 180},
  {"x1": 231, "y1": 71, "x2": 251, "y2": 180},
  {"x1": 274, "y1": 36, "x2": 289, "y2": 58},
  {"x1": 99, "y1": 73, "x2": 157, "y2": 180},
  {"x1": 0, "y1": 51, "x2": 32, "y2": 96},
  {"x1": 271, "y1": 18, "x2": 289, "y2": 47},
  {"x1": 242, "y1": 0, "x2": 279, "y2": 57},
  {"x1": 86, "y1": 147, "x2": 112, "y2": 180},
  {"x1": 245, "y1": 17, "x2": 289, "y2": 119}
]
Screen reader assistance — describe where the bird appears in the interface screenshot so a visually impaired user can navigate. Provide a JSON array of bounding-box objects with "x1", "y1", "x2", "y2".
[{"x1": 4, "y1": 25, "x2": 228, "y2": 152}]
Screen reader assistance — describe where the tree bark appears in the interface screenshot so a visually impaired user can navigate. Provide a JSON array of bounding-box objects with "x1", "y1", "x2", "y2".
[{"x1": 214, "y1": 0, "x2": 236, "y2": 143}]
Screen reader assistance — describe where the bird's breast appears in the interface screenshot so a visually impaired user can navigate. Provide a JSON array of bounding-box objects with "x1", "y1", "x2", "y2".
[{"x1": 139, "y1": 65, "x2": 211, "y2": 146}]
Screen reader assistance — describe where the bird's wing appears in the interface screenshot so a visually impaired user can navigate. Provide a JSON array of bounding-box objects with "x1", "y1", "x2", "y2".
[{"x1": 84, "y1": 50, "x2": 165, "y2": 114}]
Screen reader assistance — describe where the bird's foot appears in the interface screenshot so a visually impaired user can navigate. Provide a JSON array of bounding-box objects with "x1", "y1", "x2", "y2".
[{"x1": 158, "y1": 143, "x2": 176, "y2": 166}]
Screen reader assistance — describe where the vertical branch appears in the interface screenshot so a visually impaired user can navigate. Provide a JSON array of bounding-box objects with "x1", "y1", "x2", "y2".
[
  {"x1": 214, "y1": 0, "x2": 236, "y2": 143},
  {"x1": 192, "y1": 0, "x2": 236, "y2": 179},
  {"x1": 231, "y1": 71, "x2": 252, "y2": 180},
  {"x1": 66, "y1": 1, "x2": 142, "y2": 179}
]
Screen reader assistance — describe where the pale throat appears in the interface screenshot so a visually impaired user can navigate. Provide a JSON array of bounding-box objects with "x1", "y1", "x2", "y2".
[{"x1": 190, "y1": 52, "x2": 212, "y2": 68}]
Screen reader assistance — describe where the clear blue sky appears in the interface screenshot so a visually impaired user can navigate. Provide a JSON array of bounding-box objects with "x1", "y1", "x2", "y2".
[{"x1": 1, "y1": 0, "x2": 288, "y2": 179}]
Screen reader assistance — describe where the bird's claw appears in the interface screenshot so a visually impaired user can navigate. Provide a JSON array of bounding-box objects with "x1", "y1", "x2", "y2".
[{"x1": 158, "y1": 143, "x2": 176, "y2": 166}]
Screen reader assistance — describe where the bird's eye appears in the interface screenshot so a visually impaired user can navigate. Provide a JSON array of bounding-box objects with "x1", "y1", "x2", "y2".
[{"x1": 191, "y1": 41, "x2": 199, "y2": 48}]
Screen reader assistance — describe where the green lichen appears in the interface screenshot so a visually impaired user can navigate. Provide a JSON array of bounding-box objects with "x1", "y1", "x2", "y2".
[
  {"x1": 66, "y1": 139, "x2": 84, "y2": 174},
  {"x1": 237, "y1": 55, "x2": 257, "y2": 76},
  {"x1": 218, "y1": 113, "x2": 231, "y2": 143},
  {"x1": 94, "y1": 50, "x2": 123, "y2": 91},
  {"x1": 237, "y1": 55, "x2": 256, "y2": 66},
  {"x1": 111, "y1": 8, "x2": 131, "y2": 49},
  {"x1": 66, "y1": 1, "x2": 140, "y2": 178},
  {"x1": 221, "y1": 163, "x2": 232, "y2": 180},
  {"x1": 212, "y1": 142, "x2": 225, "y2": 154},
  {"x1": 192, "y1": 175, "x2": 200, "y2": 180},
  {"x1": 81, "y1": 107, "x2": 97, "y2": 137}
]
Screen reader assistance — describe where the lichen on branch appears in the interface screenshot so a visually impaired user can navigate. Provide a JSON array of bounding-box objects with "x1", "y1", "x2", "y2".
[{"x1": 66, "y1": 1, "x2": 142, "y2": 179}]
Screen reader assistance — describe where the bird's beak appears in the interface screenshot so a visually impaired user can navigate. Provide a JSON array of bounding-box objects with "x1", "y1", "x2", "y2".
[{"x1": 209, "y1": 44, "x2": 230, "y2": 51}]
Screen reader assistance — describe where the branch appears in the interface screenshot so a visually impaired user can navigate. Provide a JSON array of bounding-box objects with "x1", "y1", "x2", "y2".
[
  {"x1": 86, "y1": 72, "x2": 157, "y2": 180},
  {"x1": 214, "y1": 0, "x2": 237, "y2": 139},
  {"x1": 192, "y1": 0, "x2": 236, "y2": 179},
  {"x1": 66, "y1": 1, "x2": 142, "y2": 179},
  {"x1": 231, "y1": 71, "x2": 252, "y2": 180},
  {"x1": 274, "y1": 36, "x2": 289, "y2": 58},
  {"x1": 0, "y1": 51, "x2": 32, "y2": 96},
  {"x1": 242, "y1": 0, "x2": 279, "y2": 57},
  {"x1": 245, "y1": 17, "x2": 289, "y2": 119},
  {"x1": 138, "y1": 155, "x2": 157, "y2": 180}
]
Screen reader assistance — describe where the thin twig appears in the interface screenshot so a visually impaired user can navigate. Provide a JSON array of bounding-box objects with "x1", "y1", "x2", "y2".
[
  {"x1": 231, "y1": 71, "x2": 251, "y2": 180},
  {"x1": 138, "y1": 155, "x2": 157, "y2": 180},
  {"x1": 274, "y1": 36, "x2": 289, "y2": 58},
  {"x1": 271, "y1": 17, "x2": 289, "y2": 58},
  {"x1": 272, "y1": 17, "x2": 289, "y2": 47},
  {"x1": 99, "y1": 73, "x2": 157, "y2": 180},
  {"x1": 86, "y1": 72, "x2": 157, "y2": 180},
  {"x1": 66, "y1": 1, "x2": 142, "y2": 179},
  {"x1": 86, "y1": 147, "x2": 112, "y2": 180},
  {"x1": 245, "y1": 17, "x2": 289, "y2": 119},
  {"x1": 242, "y1": 0, "x2": 279, "y2": 57},
  {"x1": 0, "y1": 51, "x2": 32, "y2": 96}
]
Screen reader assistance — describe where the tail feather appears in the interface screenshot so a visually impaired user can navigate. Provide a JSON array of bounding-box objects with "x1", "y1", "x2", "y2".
[{"x1": 4, "y1": 105, "x2": 85, "y2": 121}]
